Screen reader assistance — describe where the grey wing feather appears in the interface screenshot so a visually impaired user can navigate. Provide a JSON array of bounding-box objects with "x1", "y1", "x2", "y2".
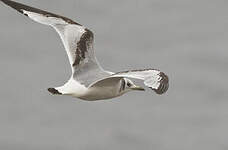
[
  {"x1": 1, "y1": 0, "x2": 108, "y2": 87},
  {"x1": 89, "y1": 77, "x2": 123, "y2": 88}
]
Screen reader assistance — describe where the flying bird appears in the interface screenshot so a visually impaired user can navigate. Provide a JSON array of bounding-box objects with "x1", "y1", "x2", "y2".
[{"x1": 0, "y1": 0, "x2": 169, "y2": 101}]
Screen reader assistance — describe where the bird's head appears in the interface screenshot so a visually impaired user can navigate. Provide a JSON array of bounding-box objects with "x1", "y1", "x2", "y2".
[{"x1": 120, "y1": 78, "x2": 145, "y2": 94}]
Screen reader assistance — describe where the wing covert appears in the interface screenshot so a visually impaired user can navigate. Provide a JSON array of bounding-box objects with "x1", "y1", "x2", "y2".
[{"x1": 1, "y1": 0, "x2": 107, "y2": 87}]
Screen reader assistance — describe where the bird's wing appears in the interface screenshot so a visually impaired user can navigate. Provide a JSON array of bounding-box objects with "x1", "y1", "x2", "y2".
[
  {"x1": 89, "y1": 77, "x2": 123, "y2": 88},
  {"x1": 1, "y1": 0, "x2": 108, "y2": 87},
  {"x1": 89, "y1": 69, "x2": 169, "y2": 94}
]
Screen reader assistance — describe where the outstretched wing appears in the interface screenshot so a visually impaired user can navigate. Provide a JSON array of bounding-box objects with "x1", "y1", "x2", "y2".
[
  {"x1": 90, "y1": 69, "x2": 169, "y2": 94},
  {"x1": 113, "y1": 69, "x2": 169, "y2": 94},
  {"x1": 1, "y1": 0, "x2": 108, "y2": 87}
]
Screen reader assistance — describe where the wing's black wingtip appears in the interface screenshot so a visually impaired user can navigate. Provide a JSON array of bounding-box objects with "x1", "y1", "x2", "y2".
[
  {"x1": 1, "y1": 0, "x2": 24, "y2": 14},
  {"x1": 48, "y1": 88, "x2": 62, "y2": 95},
  {"x1": 1, "y1": 0, "x2": 82, "y2": 26},
  {"x1": 151, "y1": 72, "x2": 169, "y2": 95}
]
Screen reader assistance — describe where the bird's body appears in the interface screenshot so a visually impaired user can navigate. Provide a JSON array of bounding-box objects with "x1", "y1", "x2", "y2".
[
  {"x1": 1, "y1": 0, "x2": 169, "y2": 101},
  {"x1": 53, "y1": 74, "x2": 126, "y2": 101}
]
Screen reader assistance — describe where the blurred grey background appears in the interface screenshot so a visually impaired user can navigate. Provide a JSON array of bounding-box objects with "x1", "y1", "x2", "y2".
[{"x1": 0, "y1": 0, "x2": 227, "y2": 149}]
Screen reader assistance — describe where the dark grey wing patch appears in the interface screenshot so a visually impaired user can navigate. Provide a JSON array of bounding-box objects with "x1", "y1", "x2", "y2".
[
  {"x1": 72, "y1": 28, "x2": 110, "y2": 87},
  {"x1": 150, "y1": 72, "x2": 169, "y2": 95},
  {"x1": 73, "y1": 29, "x2": 94, "y2": 66},
  {"x1": 1, "y1": 0, "x2": 81, "y2": 25}
]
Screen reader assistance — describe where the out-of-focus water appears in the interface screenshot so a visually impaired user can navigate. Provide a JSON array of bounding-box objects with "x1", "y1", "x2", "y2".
[{"x1": 0, "y1": 0, "x2": 227, "y2": 149}]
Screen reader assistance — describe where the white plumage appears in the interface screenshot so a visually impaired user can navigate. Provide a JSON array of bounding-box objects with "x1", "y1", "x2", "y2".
[{"x1": 1, "y1": 0, "x2": 169, "y2": 101}]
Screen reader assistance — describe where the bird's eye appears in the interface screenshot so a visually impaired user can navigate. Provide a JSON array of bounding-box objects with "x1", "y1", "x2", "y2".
[{"x1": 127, "y1": 82, "x2": 131, "y2": 87}]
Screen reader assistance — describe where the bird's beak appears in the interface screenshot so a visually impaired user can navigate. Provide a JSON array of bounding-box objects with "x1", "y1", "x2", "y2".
[{"x1": 130, "y1": 86, "x2": 145, "y2": 91}]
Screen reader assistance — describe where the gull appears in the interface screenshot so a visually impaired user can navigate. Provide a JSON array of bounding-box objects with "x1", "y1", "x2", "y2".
[{"x1": 1, "y1": 0, "x2": 169, "y2": 101}]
